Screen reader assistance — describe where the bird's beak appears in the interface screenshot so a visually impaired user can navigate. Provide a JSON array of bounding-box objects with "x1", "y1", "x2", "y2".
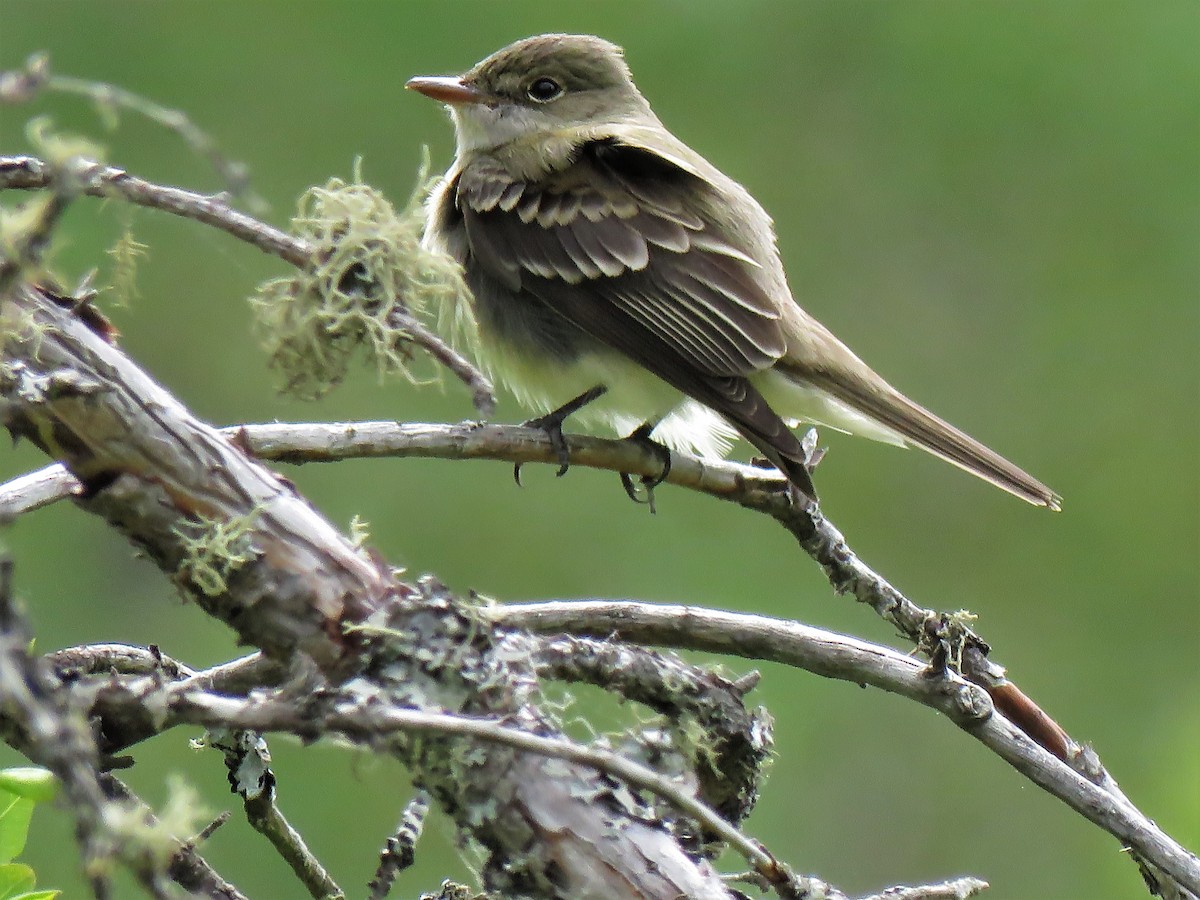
[{"x1": 405, "y1": 76, "x2": 490, "y2": 106}]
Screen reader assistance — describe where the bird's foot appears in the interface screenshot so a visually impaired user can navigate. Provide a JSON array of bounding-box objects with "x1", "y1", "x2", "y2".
[
  {"x1": 514, "y1": 385, "x2": 608, "y2": 486},
  {"x1": 619, "y1": 422, "x2": 672, "y2": 514}
]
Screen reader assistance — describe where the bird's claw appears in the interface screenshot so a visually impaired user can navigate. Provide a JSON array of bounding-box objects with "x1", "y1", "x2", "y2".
[
  {"x1": 618, "y1": 423, "x2": 672, "y2": 514},
  {"x1": 514, "y1": 385, "x2": 608, "y2": 486}
]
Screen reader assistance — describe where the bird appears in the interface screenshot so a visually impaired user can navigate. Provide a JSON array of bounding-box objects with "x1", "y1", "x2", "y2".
[{"x1": 407, "y1": 33, "x2": 1061, "y2": 510}]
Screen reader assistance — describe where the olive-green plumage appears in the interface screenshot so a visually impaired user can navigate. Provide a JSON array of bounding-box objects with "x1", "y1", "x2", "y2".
[{"x1": 409, "y1": 34, "x2": 1061, "y2": 509}]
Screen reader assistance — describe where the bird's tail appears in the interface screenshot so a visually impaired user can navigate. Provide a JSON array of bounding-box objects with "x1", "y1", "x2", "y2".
[{"x1": 777, "y1": 362, "x2": 1062, "y2": 510}]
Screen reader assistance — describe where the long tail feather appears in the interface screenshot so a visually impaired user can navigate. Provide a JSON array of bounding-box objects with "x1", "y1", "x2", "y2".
[{"x1": 793, "y1": 366, "x2": 1062, "y2": 510}]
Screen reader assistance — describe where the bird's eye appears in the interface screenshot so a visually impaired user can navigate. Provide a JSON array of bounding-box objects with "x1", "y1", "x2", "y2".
[{"x1": 526, "y1": 77, "x2": 563, "y2": 102}]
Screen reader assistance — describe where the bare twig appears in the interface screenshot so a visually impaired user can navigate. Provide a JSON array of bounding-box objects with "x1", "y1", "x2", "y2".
[
  {"x1": 1, "y1": 53, "x2": 263, "y2": 209},
  {"x1": 369, "y1": 791, "x2": 431, "y2": 900},
  {"x1": 0, "y1": 462, "x2": 76, "y2": 519},
  {"x1": 1, "y1": 155, "x2": 297, "y2": 262},
  {"x1": 858, "y1": 878, "x2": 990, "y2": 900},
  {"x1": 387, "y1": 305, "x2": 495, "y2": 417},
  {"x1": 205, "y1": 729, "x2": 344, "y2": 900}
]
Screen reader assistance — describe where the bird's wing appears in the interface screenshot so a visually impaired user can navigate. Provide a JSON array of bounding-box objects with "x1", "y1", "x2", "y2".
[
  {"x1": 456, "y1": 139, "x2": 786, "y2": 377},
  {"x1": 456, "y1": 138, "x2": 818, "y2": 498}
]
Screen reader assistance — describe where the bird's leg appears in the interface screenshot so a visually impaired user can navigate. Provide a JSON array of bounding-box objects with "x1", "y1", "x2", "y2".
[
  {"x1": 783, "y1": 428, "x2": 825, "y2": 508},
  {"x1": 749, "y1": 428, "x2": 826, "y2": 505},
  {"x1": 798, "y1": 427, "x2": 827, "y2": 473},
  {"x1": 515, "y1": 385, "x2": 608, "y2": 485},
  {"x1": 619, "y1": 422, "x2": 672, "y2": 514}
]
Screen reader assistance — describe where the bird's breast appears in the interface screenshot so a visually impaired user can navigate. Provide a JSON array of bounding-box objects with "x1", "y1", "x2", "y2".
[{"x1": 464, "y1": 263, "x2": 680, "y2": 421}]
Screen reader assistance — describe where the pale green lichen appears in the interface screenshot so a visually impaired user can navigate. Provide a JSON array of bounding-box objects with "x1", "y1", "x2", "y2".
[
  {"x1": 0, "y1": 196, "x2": 64, "y2": 303},
  {"x1": 25, "y1": 115, "x2": 107, "y2": 168},
  {"x1": 172, "y1": 508, "x2": 261, "y2": 597},
  {"x1": 104, "y1": 220, "x2": 149, "y2": 307},
  {"x1": 249, "y1": 156, "x2": 473, "y2": 399},
  {"x1": 348, "y1": 513, "x2": 370, "y2": 549},
  {"x1": 97, "y1": 775, "x2": 209, "y2": 873},
  {"x1": 1, "y1": 302, "x2": 52, "y2": 363}
]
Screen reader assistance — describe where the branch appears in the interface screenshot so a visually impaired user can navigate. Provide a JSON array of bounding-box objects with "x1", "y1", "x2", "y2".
[
  {"x1": 5, "y1": 424, "x2": 1193, "y2": 889},
  {"x1": 0, "y1": 154, "x2": 494, "y2": 414},
  {"x1": 204, "y1": 727, "x2": 344, "y2": 900},
  {"x1": 1, "y1": 283, "x2": 739, "y2": 898},
  {"x1": 1, "y1": 155, "x2": 300, "y2": 262},
  {"x1": 517, "y1": 631, "x2": 771, "y2": 838},
  {"x1": 5, "y1": 418, "x2": 1195, "y2": 891},
  {"x1": 495, "y1": 600, "x2": 1200, "y2": 895},
  {"x1": 171, "y1": 690, "x2": 812, "y2": 899},
  {"x1": 1, "y1": 53, "x2": 264, "y2": 209},
  {"x1": 0, "y1": 558, "x2": 167, "y2": 898},
  {"x1": 100, "y1": 775, "x2": 247, "y2": 900}
]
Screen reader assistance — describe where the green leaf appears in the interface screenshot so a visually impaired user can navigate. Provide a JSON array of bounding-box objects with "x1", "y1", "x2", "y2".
[
  {"x1": 0, "y1": 798, "x2": 34, "y2": 865},
  {"x1": 0, "y1": 863, "x2": 36, "y2": 899},
  {"x1": 12, "y1": 892, "x2": 61, "y2": 900},
  {"x1": 0, "y1": 771, "x2": 57, "y2": 805}
]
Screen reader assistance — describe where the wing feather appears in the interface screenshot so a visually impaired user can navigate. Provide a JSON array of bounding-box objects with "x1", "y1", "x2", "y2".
[{"x1": 457, "y1": 145, "x2": 785, "y2": 377}]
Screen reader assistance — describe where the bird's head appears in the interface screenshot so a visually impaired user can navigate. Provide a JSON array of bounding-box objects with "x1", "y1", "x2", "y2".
[{"x1": 407, "y1": 34, "x2": 655, "y2": 156}]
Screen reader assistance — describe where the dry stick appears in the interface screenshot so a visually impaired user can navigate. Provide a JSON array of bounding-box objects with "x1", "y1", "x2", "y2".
[
  {"x1": 4, "y1": 420, "x2": 1199, "y2": 889},
  {"x1": 0, "y1": 463, "x2": 75, "y2": 519},
  {"x1": 179, "y1": 694, "x2": 787, "y2": 887},
  {"x1": 52, "y1": 643, "x2": 959, "y2": 900},
  {"x1": 492, "y1": 600, "x2": 1200, "y2": 895},
  {"x1": 165, "y1": 422, "x2": 1200, "y2": 894}
]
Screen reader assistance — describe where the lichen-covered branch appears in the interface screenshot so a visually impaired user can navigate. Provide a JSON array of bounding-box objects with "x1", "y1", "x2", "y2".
[
  {"x1": 99, "y1": 774, "x2": 247, "y2": 900},
  {"x1": 492, "y1": 599, "x2": 1200, "y2": 896},
  {"x1": 516, "y1": 631, "x2": 772, "y2": 846},
  {"x1": 1, "y1": 283, "x2": 737, "y2": 898}
]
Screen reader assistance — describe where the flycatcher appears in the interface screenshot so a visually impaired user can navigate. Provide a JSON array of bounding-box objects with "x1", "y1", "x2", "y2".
[{"x1": 408, "y1": 33, "x2": 1061, "y2": 509}]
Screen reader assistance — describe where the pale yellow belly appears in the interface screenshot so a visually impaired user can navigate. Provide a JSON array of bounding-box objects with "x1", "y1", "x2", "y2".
[
  {"x1": 479, "y1": 331, "x2": 904, "y2": 461},
  {"x1": 479, "y1": 333, "x2": 738, "y2": 459}
]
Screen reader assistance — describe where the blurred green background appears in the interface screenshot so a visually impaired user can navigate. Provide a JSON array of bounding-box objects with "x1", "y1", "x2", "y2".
[{"x1": 2, "y1": 2, "x2": 1197, "y2": 898}]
